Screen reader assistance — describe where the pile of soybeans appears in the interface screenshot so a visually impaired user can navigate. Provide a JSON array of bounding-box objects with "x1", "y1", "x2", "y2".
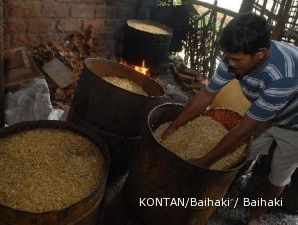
[
  {"x1": 154, "y1": 116, "x2": 246, "y2": 170},
  {"x1": 0, "y1": 129, "x2": 105, "y2": 213},
  {"x1": 103, "y1": 76, "x2": 148, "y2": 96},
  {"x1": 129, "y1": 20, "x2": 170, "y2": 35}
]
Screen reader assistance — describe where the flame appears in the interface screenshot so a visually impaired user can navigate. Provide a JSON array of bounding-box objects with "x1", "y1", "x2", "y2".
[
  {"x1": 120, "y1": 59, "x2": 150, "y2": 76},
  {"x1": 119, "y1": 58, "x2": 128, "y2": 67},
  {"x1": 134, "y1": 60, "x2": 150, "y2": 76}
]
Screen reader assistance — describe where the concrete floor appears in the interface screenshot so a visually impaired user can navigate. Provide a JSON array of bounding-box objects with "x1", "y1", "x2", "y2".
[
  {"x1": 208, "y1": 172, "x2": 298, "y2": 225},
  {"x1": 99, "y1": 171, "x2": 298, "y2": 225}
]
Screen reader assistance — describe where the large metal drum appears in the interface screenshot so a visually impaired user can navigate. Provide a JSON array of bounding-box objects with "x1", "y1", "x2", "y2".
[
  {"x1": 122, "y1": 19, "x2": 173, "y2": 66},
  {"x1": 0, "y1": 120, "x2": 110, "y2": 225},
  {"x1": 124, "y1": 103, "x2": 250, "y2": 225},
  {"x1": 68, "y1": 58, "x2": 166, "y2": 178}
]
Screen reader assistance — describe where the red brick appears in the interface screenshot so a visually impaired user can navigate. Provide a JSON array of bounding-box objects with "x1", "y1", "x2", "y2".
[
  {"x1": 28, "y1": 19, "x2": 56, "y2": 33},
  {"x1": 60, "y1": 0, "x2": 104, "y2": 3},
  {"x1": 4, "y1": 18, "x2": 28, "y2": 33},
  {"x1": 106, "y1": 0, "x2": 137, "y2": 6},
  {"x1": 117, "y1": 7, "x2": 136, "y2": 19},
  {"x1": 4, "y1": 34, "x2": 11, "y2": 50},
  {"x1": 27, "y1": 34, "x2": 42, "y2": 46},
  {"x1": 57, "y1": 18, "x2": 82, "y2": 32},
  {"x1": 98, "y1": 39, "x2": 116, "y2": 55},
  {"x1": 42, "y1": 1, "x2": 69, "y2": 18},
  {"x1": 40, "y1": 33, "x2": 55, "y2": 43},
  {"x1": 0, "y1": 38, "x2": 3, "y2": 51},
  {"x1": 10, "y1": 33, "x2": 41, "y2": 48},
  {"x1": 95, "y1": 6, "x2": 117, "y2": 19},
  {"x1": 97, "y1": 32, "x2": 117, "y2": 41},
  {"x1": 28, "y1": 20, "x2": 39, "y2": 34},
  {"x1": 10, "y1": 34, "x2": 29, "y2": 47},
  {"x1": 0, "y1": 6, "x2": 3, "y2": 19},
  {"x1": 71, "y1": 4, "x2": 95, "y2": 18},
  {"x1": 82, "y1": 19, "x2": 105, "y2": 33},
  {"x1": 84, "y1": 0, "x2": 104, "y2": 3},
  {"x1": 104, "y1": 19, "x2": 124, "y2": 33},
  {"x1": 6, "y1": 1, "x2": 41, "y2": 18}
]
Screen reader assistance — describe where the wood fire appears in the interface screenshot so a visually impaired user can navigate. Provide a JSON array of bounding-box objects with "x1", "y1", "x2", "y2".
[{"x1": 120, "y1": 59, "x2": 150, "y2": 76}]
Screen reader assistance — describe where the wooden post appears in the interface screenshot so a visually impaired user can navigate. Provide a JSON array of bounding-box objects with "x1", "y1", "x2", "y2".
[
  {"x1": 271, "y1": 0, "x2": 293, "y2": 40},
  {"x1": 0, "y1": 0, "x2": 4, "y2": 127},
  {"x1": 239, "y1": 0, "x2": 255, "y2": 13}
]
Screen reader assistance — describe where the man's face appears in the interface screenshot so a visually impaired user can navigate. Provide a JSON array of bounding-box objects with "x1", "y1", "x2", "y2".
[{"x1": 225, "y1": 51, "x2": 266, "y2": 76}]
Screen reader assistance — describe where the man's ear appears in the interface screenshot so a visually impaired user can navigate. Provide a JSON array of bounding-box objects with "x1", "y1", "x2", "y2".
[{"x1": 255, "y1": 48, "x2": 269, "y2": 60}]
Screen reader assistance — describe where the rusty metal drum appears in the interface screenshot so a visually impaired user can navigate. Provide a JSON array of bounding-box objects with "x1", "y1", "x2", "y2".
[
  {"x1": 123, "y1": 103, "x2": 250, "y2": 225},
  {"x1": 0, "y1": 120, "x2": 110, "y2": 225},
  {"x1": 122, "y1": 19, "x2": 173, "y2": 66},
  {"x1": 68, "y1": 58, "x2": 166, "y2": 178}
]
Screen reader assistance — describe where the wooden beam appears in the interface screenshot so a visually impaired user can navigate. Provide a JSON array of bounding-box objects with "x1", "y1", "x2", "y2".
[
  {"x1": 187, "y1": 0, "x2": 238, "y2": 17},
  {"x1": 256, "y1": 3, "x2": 279, "y2": 19},
  {"x1": 272, "y1": 0, "x2": 293, "y2": 40},
  {"x1": 239, "y1": 0, "x2": 255, "y2": 13}
]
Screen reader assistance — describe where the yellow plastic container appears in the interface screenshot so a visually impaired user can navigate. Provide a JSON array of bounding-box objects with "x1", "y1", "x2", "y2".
[{"x1": 210, "y1": 79, "x2": 251, "y2": 116}]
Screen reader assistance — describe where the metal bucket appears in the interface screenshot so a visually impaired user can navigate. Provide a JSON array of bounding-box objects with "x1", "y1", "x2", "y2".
[
  {"x1": 0, "y1": 120, "x2": 110, "y2": 225},
  {"x1": 68, "y1": 58, "x2": 166, "y2": 177},
  {"x1": 123, "y1": 103, "x2": 250, "y2": 225}
]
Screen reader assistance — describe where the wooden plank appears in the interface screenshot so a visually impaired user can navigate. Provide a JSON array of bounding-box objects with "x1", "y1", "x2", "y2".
[
  {"x1": 187, "y1": 0, "x2": 238, "y2": 17},
  {"x1": 42, "y1": 58, "x2": 77, "y2": 88},
  {"x1": 3, "y1": 47, "x2": 29, "y2": 70},
  {"x1": 3, "y1": 47, "x2": 43, "y2": 87}
]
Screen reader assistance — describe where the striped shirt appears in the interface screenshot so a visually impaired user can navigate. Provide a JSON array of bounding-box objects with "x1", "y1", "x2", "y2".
[{"x1": 206, "y1": 41, "x2": 298, "y2": 128}]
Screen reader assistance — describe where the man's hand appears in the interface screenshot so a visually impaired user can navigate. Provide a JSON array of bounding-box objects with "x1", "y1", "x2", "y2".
[
  {"x1": 161, "y1": 87, "x2": 217, "y2": 140},
  {"x1": 189, "y1": 115, "x2": 263, "y2": 168},
  {"x1": 161, "y1": 126, "x2": 176, "y2": 140}
]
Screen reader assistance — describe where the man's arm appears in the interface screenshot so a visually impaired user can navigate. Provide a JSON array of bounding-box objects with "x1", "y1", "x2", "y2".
[
  {"x1": 162, "y1": 87, "x2": 217, "y2": 139},
  {"x1": 162, "y1": 60, "x2": 234, "y2": 139},
  {"x1": 188, "y1": 115, "x2": 266, "y2": 167},
  {"x1": 190, "y1": 76, "x2": 296, "y2": 168}
]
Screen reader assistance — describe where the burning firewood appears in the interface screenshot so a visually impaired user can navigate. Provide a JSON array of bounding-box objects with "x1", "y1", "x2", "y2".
[{"x1": 169, "y1": 63, "x2": 206, "y2": 94}]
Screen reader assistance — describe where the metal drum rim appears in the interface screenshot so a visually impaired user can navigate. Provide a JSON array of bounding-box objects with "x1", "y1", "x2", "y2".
[
  {"x1": 84, "y1": 58, "x2": 167, "y2": 100},
  {"x1": 147, "y1": 102, "x2": 250, "y2": 173},
  {"x1": 127, "y1": 19, "x2": 173, "y2": 36},
  {"x1": 0, "y1": 120, "x2": 110, "y2": 216}
]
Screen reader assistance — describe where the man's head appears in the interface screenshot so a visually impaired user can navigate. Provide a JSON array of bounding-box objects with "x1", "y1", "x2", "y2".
[{"x1": 219, "y1": 13, "x2": 271, "y2": 75}]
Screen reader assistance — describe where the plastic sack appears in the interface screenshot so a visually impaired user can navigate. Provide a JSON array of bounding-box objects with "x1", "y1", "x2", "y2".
[{"x1": 5, "y1": 78, "x2": 53, "y2": 125}]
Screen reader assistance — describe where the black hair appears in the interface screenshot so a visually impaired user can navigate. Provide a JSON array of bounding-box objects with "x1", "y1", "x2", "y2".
[{"x1": 219, "y1": 13, "x2": 271, "y2": 54}]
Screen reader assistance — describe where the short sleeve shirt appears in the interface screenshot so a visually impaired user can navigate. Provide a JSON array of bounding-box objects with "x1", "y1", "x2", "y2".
[{"x1": 206, "y1": 41, "x2": 298, "y2": 128}]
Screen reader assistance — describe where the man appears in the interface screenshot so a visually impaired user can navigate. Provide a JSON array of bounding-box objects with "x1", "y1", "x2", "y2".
[{"x1": 162, "y1": 13, "x2": 298, "y2": 225}]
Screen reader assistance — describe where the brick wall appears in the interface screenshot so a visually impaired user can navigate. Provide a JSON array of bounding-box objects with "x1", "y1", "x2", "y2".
[
  {"x1": 3, "y1": 0, "x2": 140, "y2": 57},
  {"x1": 0, "y1": 0, "x2": 3, "y2": 53}
]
